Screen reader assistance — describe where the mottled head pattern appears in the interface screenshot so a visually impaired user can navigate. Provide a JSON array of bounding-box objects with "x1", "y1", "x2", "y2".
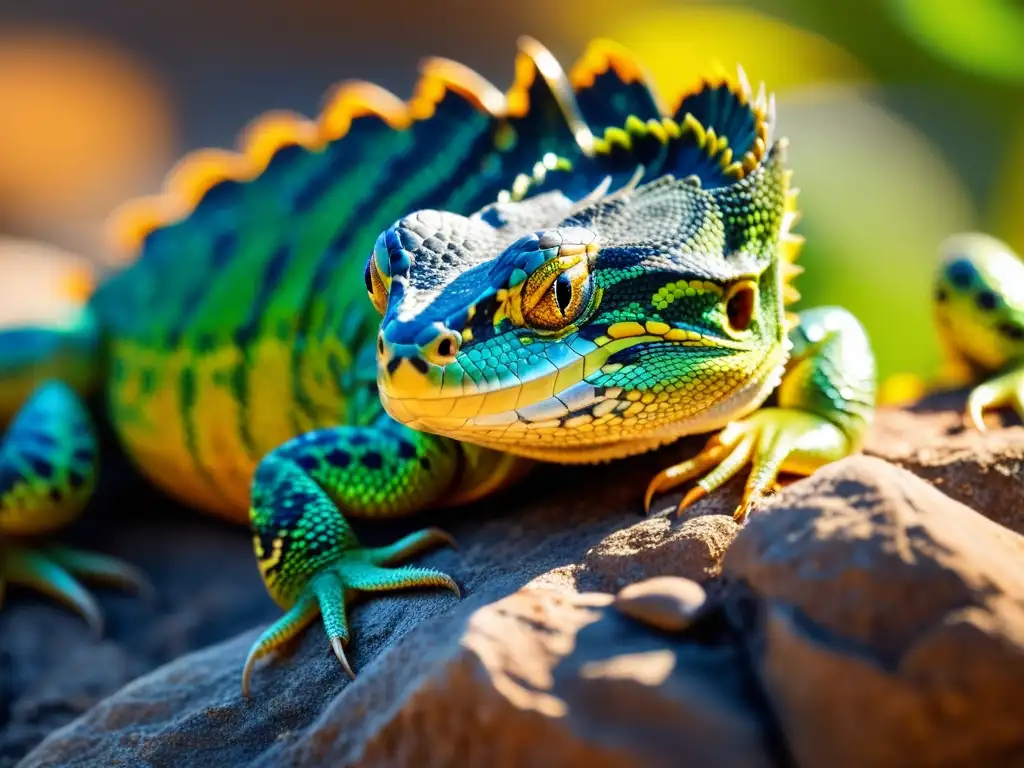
[
  {"x1": 934, "y1": 232, "x2": 1024, "y2": 373},
  {"x1": 368, "y1": 62, "x2": 803, "y2": 463}
]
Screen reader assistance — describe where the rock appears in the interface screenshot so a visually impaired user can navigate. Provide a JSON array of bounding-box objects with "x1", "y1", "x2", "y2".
[
  {"x1": 723, "y1": 455, "x2": 1024, "y2": 768},
  {"x1": 865, "y1": 388, "x2": 1024, "y2": 534},
  {"x1": 295, "y1": 587, "x2": 780, "y2": 768},
  {"x1": 613, "y1": 576, "x2": 707, "y2": 633},
  {"x1": 20, "y1": 586, "x2": 779, "y2": 768},
  {"x1": 0, "y1": 481, "x2": 281, "y2": 768},
  {"x1": 13, "y1": 392, "x2": 1024, "y2": 766},
  {"x1": 580, "y1": 514, "x2": 740, "y2": 593},
  {"x1": 4, "y1": 437, "x2": 730, "y2": 765}
]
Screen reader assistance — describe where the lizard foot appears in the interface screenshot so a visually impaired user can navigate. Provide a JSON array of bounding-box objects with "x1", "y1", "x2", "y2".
[
  {"x1": 965, "y1": 365, "x2": 1024, "y2": 431},
  {"x1": 645, "y1": 407, "x2": 852, "y2": 523},
  {"x1": 0, "y1": 542, "x2": 152, "y2": 635},
  {"x1": 241, "y1": 527, "x2": 458, "y2": 698}
]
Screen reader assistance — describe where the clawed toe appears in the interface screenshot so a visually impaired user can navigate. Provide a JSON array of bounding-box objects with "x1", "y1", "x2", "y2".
[
  {"x1": 965, "y1": 369, "x2": 1024, "y2": 431},
  {"x1": 241, "y1": 528, "x2": 460, "y2": 698},
  {"x1": 646, "y1": 408, "x2": 851, "y2": 523},
  {"x1": 331, "y1": 636, "x2": 356, "y2": 680},
  {"x1": 0, "y1": 543, "x2": 149, "y2": 636}
]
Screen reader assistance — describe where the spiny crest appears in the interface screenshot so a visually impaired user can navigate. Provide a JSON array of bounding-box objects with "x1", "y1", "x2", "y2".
[
  {"x1": 781, "y1": 166, "x2": 805, "y2": 331},
  {"x1": 502, "y1": 61, "x2": 781, "y2": 204},
  {"x1": 670, "y1": 63, "x2": 776, "y2": 180},
  {"x1": 566, "y1": 38, "x2": 667, "y2": 133},
  {"x1": 103, "y1": 36, "x2": 801, "y2": 312},
  {"x1": 104, "y1": 35, "x2": 600, "y2": 264},
  {"x1": 499, "y1": 56, "x2": 803, "y2": 331}
]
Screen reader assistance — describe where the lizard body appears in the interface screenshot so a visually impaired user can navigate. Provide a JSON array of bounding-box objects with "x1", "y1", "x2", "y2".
[{"x1": 0, "y1": 37, "x2": 891, "y2": 697}]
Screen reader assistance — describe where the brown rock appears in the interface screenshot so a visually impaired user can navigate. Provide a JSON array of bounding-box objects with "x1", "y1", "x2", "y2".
[
  {"x1": 580, "y1": 513, "x2": 740, "y2": 592},
  {"x1": 866, "y1": 389, "x2": 1024, "y2": 533},
  {"x1": 724, "y1": 455, "x2": 1024, "y2": 768},
  {"x1": 325, "y1": 587, "x2": 776, "y2": 768},
  {"x1": 614, "y1": 576, "x2": 707, "y2": 633},
  {"x1": 18, "y1": 395, "x2": 1024, "y2": 767},
  {"x1": 28, "y1": 586, "x2": 775, "y2": 768}
]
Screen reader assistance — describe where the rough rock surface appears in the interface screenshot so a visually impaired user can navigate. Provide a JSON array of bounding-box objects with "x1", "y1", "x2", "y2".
[
  {"x1": 865, "y1": 389, "x2": 1024, "y2": 533},
  {"x1": 2, "y1": 434, "x2": 738, "y2": 766},
  {"x1": 723, "y1": 455, "x2": 1024, "y2": 767},
  {"x1": 9, "y1": 391, "x2": 1024, "y2": 767},
  {"x1": 0, "y1": 480, "x2": 281, "y2": 767}
]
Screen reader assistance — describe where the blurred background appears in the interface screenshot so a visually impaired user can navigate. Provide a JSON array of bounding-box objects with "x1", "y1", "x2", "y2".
[{"x1": 0, "y1": 0, "x2": 1021, "y2": 394}]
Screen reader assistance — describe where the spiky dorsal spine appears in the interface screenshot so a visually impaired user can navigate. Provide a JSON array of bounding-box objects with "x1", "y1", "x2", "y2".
[
  {"x1": 103, "y1": 35, "x2": 599, "y2": 266},
  {"x1": 779, "y1": 166, "x2": 805, "y2": 331},
  {"x1": 102, "y1": 35, "x2": 804, "y2": 325}
]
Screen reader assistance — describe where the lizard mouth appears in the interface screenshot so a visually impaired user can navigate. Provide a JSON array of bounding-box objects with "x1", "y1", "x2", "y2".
[{"x1": 377, "y1": 327, "x2": 784, "y2": 454}]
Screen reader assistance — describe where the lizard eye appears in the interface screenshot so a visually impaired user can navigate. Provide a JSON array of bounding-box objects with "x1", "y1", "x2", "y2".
[
  {"x1": 364, "y1": 243, "x2": 390, "y2": 315},
  {"x1": 724, "y1": 280, "x2": 757, "y2": 334},
  {"x1": 522, "y1": 255, "x2": 592, "y2": 331}
]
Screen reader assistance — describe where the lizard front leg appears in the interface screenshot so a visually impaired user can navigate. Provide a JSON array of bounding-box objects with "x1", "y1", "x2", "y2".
[
  {"x1": 1, "y1": 380, "x2": 150, "y2": 632},
  {"x1": 242, "y1": 417, "x2": 489, "y2": 697},
  {"x1": 646, "y1": 306, "x2": 877, "y2": 522}
]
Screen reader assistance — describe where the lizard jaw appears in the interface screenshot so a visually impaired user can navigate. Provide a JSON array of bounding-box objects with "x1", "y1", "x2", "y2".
[{"x1": 379, "y1": 337, "x2": 790, "y2": 463}]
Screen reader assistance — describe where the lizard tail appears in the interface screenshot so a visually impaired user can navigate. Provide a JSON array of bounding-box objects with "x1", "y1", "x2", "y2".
[{"x1": 0, "y1": 239, "x2": 101, "y2": 424}]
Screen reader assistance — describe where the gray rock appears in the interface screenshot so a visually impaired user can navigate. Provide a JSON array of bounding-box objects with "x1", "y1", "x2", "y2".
[
  {"x1": 0, "y1": 488, "x2": 280, "y2": 768},
  {"x1": 19, "y1": 585, "x2": 779, "y2": 768}
]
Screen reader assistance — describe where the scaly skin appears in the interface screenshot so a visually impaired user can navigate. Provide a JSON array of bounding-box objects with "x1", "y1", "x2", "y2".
[
  {"x1": 0, "y1": 37, "x2": 879, "y2": 697},
  {"x1": 933, "y1": 232, "x2": 1024, "y2": 426}
]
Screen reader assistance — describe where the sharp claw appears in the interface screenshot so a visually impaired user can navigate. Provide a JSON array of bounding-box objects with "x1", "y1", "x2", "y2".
[
  {"x1": 110, "y1": 562, "x2": 156, "y2": 602},
  {"x1": 966, "y1": 404, "x2": 987, "y2": 433},
  {"x1": 43, "y1": 546, "x2": 156, "y2": 607},
  {"x1": 331, "y1": 636, "x2": 356, "y2": 680},
  {"x1": 645, "y1": 465, "x2": 691, "y2": 514},
  {"x1": 82, "y1": 602, "x2": 105, "y2": 640},
  {"x1": 644, "y1": 441, "x2": 729, "y2": 515},
  {"x1": 674, "y1": 486, "x2": 707, "y2": 518},
  {"x1": 643, "y1": 478, "x2": 661, "y2": 516},
  {"x1": 135, "y1": 574, "x2": 158, "y2": 606},
  {"x1": 101, "y1": 563, "x2": 156, "y2": 605},
  {"x1": 428, "y1": 527, "x2": 458, "y2": 551},
  {"x1": 241, "y1": 650, "x2": 258, "y2": 699},
  {"x1": 447, "y1": 577, "x2": 463, "y2": 600},
  {"x1": 733, "y1": 500, "x2": 754, "y2": 524}
]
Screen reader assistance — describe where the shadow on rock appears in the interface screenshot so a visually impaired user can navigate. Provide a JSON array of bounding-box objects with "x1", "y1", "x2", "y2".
[{"x1": 14, "y1": 393, "x2": 1024, "y2": 767}]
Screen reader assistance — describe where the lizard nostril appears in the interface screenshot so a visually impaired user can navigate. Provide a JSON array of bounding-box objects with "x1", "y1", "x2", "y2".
[{"x1": 424, "y1": 330, "x2": 461, "y2": 365}]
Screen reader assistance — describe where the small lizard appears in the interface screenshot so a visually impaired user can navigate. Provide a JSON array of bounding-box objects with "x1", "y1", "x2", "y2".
[
  {"x1": 933, "y1": 232, "x2": 1024, "y2": 427},
  {"x1": 0, "y1": 37, "x2": 881, "y2": 697}
]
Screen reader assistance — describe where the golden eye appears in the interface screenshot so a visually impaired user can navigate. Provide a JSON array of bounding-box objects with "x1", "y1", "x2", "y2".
[
  {"x1": 522, "y1": 255, "x2": 591, "y2": 331},
  {"x1": 724, "y1": 280, "x2": 757, "y2": 333},
  {"x1": 364, "y1": 255, "x2": 389, "y2": 315}
]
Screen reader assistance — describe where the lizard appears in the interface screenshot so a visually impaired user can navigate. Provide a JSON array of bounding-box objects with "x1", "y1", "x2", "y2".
[
  {"x1": 932, "y1": 232, "x2": 1024, "y2": 427},
  {"x1": 0, "y1": 36, "x2": 885, "y2": 699}
]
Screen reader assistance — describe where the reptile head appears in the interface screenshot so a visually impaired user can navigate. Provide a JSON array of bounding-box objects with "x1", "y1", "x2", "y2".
[
  {"x1": 367, "y1": 71, "x2": 802, "y2": 463},
  {"x1": 934, "y1": 232, "x2": 1024, "y2": 372}
]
